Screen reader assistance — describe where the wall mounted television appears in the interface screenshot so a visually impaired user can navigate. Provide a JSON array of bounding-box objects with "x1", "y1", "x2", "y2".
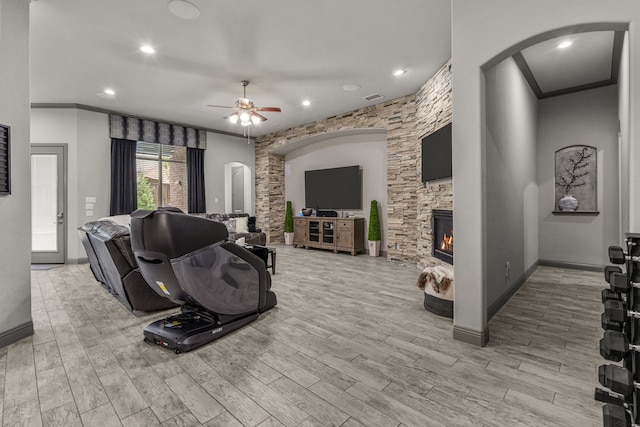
[
  {"x1": 422, "y1": 123, "x2": 452, "y2": 182},
  {"x1": 305, "y1": 165, "x2": 362, "y2": 209}
]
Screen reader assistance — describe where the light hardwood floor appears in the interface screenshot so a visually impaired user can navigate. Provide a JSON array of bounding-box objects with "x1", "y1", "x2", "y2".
[{"x1": 9, "y1": 246, "x2": 602, "y2": 426}]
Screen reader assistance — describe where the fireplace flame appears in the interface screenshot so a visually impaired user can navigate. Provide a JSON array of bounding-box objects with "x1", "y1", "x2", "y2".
[{"x1": 440, "y1": 232, "x2": 453, "y2": 253}]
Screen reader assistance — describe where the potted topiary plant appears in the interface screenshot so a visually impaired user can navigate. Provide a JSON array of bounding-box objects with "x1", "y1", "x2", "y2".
[
  {"x1": 284, "y1": 200, "x2": 294, "y2": 245},
  {"x1": 368, "y1": 200, "x2": 381, "y2": 256}
]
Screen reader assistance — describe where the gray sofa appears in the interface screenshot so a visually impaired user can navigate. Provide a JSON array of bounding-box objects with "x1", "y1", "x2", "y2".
[
  {"x1": 78, "y1": 221, "x2": 179, "y2": 314},
  {"x1": 204, "y1": 213, "x2": 266, "y2": 245}
]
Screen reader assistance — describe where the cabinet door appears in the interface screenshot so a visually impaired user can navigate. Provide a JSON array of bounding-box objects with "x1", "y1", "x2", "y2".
[
  {"x1": 294, "y1": 218, "x2": 306, "y2": 246},
  {"x1": 308, "y1": 220, "x2": 320, "y2": 243},
  {"x1": 322, "y1": 220, "x2": 335, "y2": 246},
  {"x1": 336, "y1": 220, "x2": 354, "y2": 250}
]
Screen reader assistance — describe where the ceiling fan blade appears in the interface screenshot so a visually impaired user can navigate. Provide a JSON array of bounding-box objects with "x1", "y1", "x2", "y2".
[
  {"x1": 255, "y1": 107, "x2": 281, "y2": 112},
  {"x1": 252, "y1": 112, "x2": 268, "y2": 122},
  {"x1": 206, "y1": 104, "x2": 234, "y2": 109}
]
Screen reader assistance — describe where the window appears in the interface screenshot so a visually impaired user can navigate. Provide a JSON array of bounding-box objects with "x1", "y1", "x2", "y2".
[{"x1": 136, "y1": 142, "x2": 187, "y2": 211}]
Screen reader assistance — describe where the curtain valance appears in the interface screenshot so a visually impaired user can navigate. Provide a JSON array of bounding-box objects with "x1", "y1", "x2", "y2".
[{"x1": 109, "y1": 114, "x2": 206, "y2": 149}]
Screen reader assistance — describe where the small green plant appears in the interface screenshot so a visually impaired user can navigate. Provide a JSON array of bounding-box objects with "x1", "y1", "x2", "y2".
[
  {"x1": 368, "y1": 200, "x2": 381, "y2": 241},
  {"x1": 137, "y1": 174, "x2": 156, "y2": 210},
  {"x1": 284, "y1": 200, "x2": 294, "y2": 233}
]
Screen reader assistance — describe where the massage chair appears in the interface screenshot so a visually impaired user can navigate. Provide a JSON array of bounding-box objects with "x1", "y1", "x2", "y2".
[{"x1": 129, "y1": 208, "x2": 277, "y2": 353}]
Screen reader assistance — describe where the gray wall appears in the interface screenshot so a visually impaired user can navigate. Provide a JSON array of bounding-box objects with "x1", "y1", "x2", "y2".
[
  {"x1": 538, "y1": 85, "x2": 620, "y2": 266},
  {"x1": 204, "y1": 132, "x2": 255, "y2": 215},
  {"x1": 0, "y1": 0, "x2": 32, "y2": 342},
  {"x1": 452, "y1": 0, "x2": 638, "y2": 340},
  {"x1": 619, "y1": 32, "x2": 630, "y2": 241},
  {"x1": 31, "y1": 108, "x2": 110, "y2": 261},
  {"x1": 283, "y1": 132, "x2": 388, "y2": 249},
  {"x1": 30, "y1": 108, "x2": 252, "y2": 261},
  {"x1": 484, "y1": 57, "x2": 539, "y2": 309}
]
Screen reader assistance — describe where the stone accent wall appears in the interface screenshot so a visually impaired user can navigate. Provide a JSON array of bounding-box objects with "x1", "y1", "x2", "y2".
[
  {"x1": 255, "y1": 60, "x2": 452, "y2": 265},
  {"x1": 415, "y1": 60, "x2": 454, "y2": 269}
]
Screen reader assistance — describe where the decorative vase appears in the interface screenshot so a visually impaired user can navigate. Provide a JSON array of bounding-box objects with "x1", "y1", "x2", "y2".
[
  {"x1": 284, "y1": 232, "x2": 294, "y2": 245},
  {"x1": 559, "y1": 194, "x2": 579, "y2": 212},
  {"x1": 368, "y1": 240, "x2": 380, "y2": 257}
]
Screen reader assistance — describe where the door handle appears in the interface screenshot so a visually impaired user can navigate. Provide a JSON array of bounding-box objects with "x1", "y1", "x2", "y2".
[{"x1": 57, "y1": 212, "x2": 64, "y2": 224}]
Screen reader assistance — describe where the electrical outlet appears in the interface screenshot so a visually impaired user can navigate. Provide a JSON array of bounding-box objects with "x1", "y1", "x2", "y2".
[{"x1": 505, "y1": 261, "x2": 510, "y2": 278}]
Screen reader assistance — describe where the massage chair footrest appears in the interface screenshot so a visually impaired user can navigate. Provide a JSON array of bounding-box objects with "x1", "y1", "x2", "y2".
[{"x1": 143, "y1": 311, "x2": 258, "y2": 353}]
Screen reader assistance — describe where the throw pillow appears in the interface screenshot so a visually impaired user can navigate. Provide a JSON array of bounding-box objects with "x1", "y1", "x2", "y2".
[
  {"x1": 248, "y1": 216, "x2": 257, "y2": 232},
  {"x1": 235, "y1": 216, "x2": 249, "y2": 233},
  {"x1": 222, "y1": 219, "x2": 236, "y2": 233}
]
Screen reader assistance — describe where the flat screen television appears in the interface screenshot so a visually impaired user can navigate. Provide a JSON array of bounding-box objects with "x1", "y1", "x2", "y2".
[
  {"x1": 421, "y1": 123, "x2": 452, "y2": 182},
  {"x1": 305, "y1": 165, "x2": 362, "y2": 209}
]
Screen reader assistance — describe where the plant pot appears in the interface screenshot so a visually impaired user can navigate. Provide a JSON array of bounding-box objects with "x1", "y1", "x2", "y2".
[
  {"x1": 368, "y1": 240, "x2": 380, "y2": 257},
  {"x1": 559, "y1": 194, "x2": 579, "y2": 212},
  {"x1": 284, "y1": 232, "x2": 294, "y2": 246}
]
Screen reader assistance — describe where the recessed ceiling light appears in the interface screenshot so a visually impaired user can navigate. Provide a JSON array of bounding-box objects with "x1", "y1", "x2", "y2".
[
  {"x1": 302, "y1": 99, "x2": 311, "y2": 107},
  {"x1": 104, "y1": 88, "x2": 115, "y2": 95},
  {"x1": 167, "y1": 0, "x2": 200, "y2": 19},
  {"x1": 342, "y1": 83, "x2": 361, "y2": 92},
  {"x1": 558, "y1": 40, "x2": 573, "y2": 49},
  {"x1": 140, "y1": 45, "x2": 156, "y2": 54},
  {"x1": 393, "y1": 69, "x2": 406, "y2": 76}
]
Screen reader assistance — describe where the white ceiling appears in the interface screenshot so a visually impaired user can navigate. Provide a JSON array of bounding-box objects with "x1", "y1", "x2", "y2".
[
  {"x1": 522, "y1": 32, "x2": 614, "y2": 93},
  {"x1": 29, "y1": 0, "x2": 452, "y2": 137},
  {"x1": 517, "y1": 30, "x2": 621, "y2": 97}
]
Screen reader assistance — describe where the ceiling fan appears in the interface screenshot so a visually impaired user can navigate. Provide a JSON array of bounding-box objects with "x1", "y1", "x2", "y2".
[{"x1": 207, "y1": 80, "x2": 281, "y2": 127}]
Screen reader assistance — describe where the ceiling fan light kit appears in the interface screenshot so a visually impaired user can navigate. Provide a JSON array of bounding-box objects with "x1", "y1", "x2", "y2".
[{"x1": 207, "y1": 80, "x2": 281, "y2": 130}]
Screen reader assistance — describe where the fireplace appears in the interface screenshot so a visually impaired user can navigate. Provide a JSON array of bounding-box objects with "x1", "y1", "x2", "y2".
[{"x1": 433, "y1": 209, "x2": 453, "y2": 264}]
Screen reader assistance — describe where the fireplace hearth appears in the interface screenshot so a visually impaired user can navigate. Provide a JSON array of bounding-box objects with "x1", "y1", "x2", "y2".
[{"x1": 433, "y1": 209, "x2": 453, "y2": 264}]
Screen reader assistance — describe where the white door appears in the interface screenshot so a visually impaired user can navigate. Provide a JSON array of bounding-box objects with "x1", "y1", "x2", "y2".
[{"x1": 31, "y1": 145, "x2": 66, "y2": 264}]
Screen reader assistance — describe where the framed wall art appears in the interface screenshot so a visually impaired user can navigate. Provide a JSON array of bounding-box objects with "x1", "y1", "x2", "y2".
[{"x1": 554, "y1": 145, "x2": 597, "y2": 214}]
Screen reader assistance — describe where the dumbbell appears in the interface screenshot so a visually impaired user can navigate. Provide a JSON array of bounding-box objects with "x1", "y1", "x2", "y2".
[
  {"x1": 603, "y1": 288, "x2": 624, "y2": 303},
  {"x1": 596, "y1": 387, "x2": 630, "y2": 405},
  {"x1": 604, "y1": 300, "x2": 640, "y2": 323},
  {"x1": 611, "y1": 273, "x2": 640, "y2": 293},
  {"x1": 603, "y1": 403, "x2": 638, "y2": 427},
  {"x1": 600, "y1": 331, "x2": 640, "y2": 361},
  {"x1": 599, "y1": 365, "x2": 638, "y2": 399},
  {"x1": 602, "y1": 312, "x2": 625, "y2": 332},
  {"x1": 611, "y1": 246, "x2": 628, "y2": 265},
  {"x1": 610, "y1": 246, "x2": 640, "y2": 265},
  {"x1": 596, "y1": 388, "x2": 635, "y2": 426},
  {"x1": 607, "y1": 266, "x2": 624, "y2": 283}
]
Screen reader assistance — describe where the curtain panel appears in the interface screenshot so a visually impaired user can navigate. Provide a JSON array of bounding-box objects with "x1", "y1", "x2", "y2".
[
  {"x1": 110, "y1": 138, "x2": 138, "y2": 215},
  {"x1": 187, "y1": 147, "x2": 206, "y2": 213},
  {"x1": 109, "y1": 114, "x2": 207, "y2": 149}
]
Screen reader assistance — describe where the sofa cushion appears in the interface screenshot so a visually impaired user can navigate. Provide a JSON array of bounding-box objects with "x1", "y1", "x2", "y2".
[
  {"x1": 235, "y1": 216, "x2": 249, "y2": 233},
  {"x1": 208, "y1": 213, "x2": 228, "y2": 222},
  {"x1": 98, "y1": 215, "x2": 131, "y2": 227},
  {"x1": 248, "y1": 216, "x2": 256, "y2": 232},
  {"x1": 222, "y1": 219, "x2": 236, "y2": 233}
]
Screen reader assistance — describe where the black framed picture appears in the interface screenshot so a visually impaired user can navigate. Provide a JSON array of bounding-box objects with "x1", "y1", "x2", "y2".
[{"x1": 0, "y1": 124, "x2": 9, "y2": 195}]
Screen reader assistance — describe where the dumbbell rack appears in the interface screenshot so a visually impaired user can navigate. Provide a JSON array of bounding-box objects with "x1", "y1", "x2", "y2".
[{"x1": 597, "y1": 233, "x2": 640, "y2": 427}]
